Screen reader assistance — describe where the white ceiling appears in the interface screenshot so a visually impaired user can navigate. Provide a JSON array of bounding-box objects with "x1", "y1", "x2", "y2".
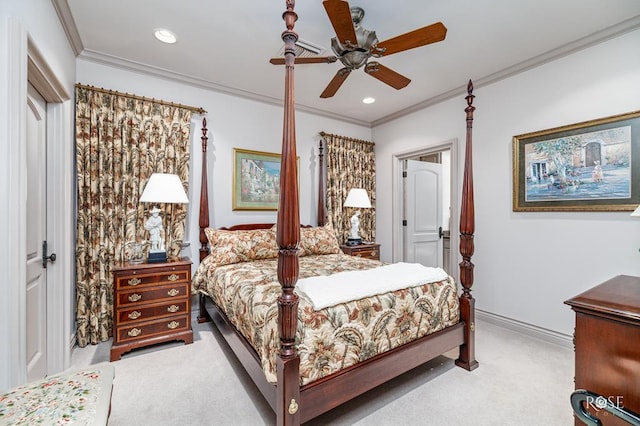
[{"x1": 59, "y1": 0, "x2": 640, "y2": 126}]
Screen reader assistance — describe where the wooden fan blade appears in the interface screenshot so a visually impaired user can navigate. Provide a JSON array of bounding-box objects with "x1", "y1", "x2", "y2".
[
  {"x1": 364, "y1": 62, "x2": 411, "y2": 90},
  {"x1": 269, "y1": 56, "x2": 338, "y2": 65},
  {"x1": 320, "y1": 68, "x2": 351, "y2": 98},
  {"x1": 323, "y1": 0, "x2": 358, "y2": 46},
  {"x1": 376, "y1": 22, "x2": 447, "y2": 56}
]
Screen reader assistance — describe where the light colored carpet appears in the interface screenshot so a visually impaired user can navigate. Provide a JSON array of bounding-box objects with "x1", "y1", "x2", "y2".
[{"x1": 71, "y1": 318, "x2": 574, "y2": 425}]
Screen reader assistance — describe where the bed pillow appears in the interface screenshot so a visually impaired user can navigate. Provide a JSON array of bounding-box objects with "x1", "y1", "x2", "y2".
[
  {"x1": 204, "y1": 228, "x2": 278, "y2": 266},
  {"x1": 268, "y1": 223, "x2": 341, "y2": 256},
  {"x1": 299, "y1": 224, "x2": 341, "y2": 257}
]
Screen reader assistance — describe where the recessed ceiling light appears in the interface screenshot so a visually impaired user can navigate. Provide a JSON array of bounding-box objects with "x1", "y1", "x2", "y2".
[
  {"x1": 362, "y1": 97, "x2": 376, "y2": 104},
  {"x1": 154, "y1": 28, "x2": 177, "y2": 44}
]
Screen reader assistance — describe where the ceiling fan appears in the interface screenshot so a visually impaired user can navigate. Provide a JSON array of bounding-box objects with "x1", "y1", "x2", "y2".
[{"x1": 269, "y1": 0, "x2": 447, "y2": 98}]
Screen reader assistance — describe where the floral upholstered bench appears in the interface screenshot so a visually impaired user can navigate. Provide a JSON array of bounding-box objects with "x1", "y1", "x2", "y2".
[{"x1": 0, "y1": 364, "x2": 115, "y2": 425}]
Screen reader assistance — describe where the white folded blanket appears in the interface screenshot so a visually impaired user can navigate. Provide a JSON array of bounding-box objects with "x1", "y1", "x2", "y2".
[{"x1": 295, "y1": 262, "x2": 449, "y2": 310}]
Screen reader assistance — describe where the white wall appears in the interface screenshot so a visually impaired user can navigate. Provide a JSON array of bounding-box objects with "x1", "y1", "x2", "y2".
[
  {"x1": 374, "y1": 29, "x2": 640, "y2": 337},
  {"x1": 0, "y1": 0, "x2": 76, "y2": 389},
  {"x1": 76, "y1": 60, "x2": 372, "y2": 269}
]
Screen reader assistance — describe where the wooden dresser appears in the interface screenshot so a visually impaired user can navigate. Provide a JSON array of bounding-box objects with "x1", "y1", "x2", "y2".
[
  {"x1": 565, "y1": 275, "x2": 640, "y2": 425},
  {"x1": 110, "y1": 258, "x2": 193, "y2": 361},
  {"x1": 340, "y1": 243, "x2": 380, "y2": 260}
]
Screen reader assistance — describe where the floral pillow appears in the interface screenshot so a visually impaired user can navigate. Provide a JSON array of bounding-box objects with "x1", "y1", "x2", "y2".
[
  {"x1": 299, "y1": 224, "x2": 341, "y2": 257},
  {"x1": 205, "y1": 228, "x2": 278, "y2": 266}
]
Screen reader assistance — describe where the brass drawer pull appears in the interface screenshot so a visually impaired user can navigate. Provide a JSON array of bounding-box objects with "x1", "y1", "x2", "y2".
[
  {"x1": 371, "y1": 251, "x2": 378, "y2": 257},
  {"x1": 128, "y1": 328, "x2": 141, "y2": 337},
  {"x1": 128, "y1": 310, "x2": 142, "y2": 320},
  {"x1": 167, "y1": 305, "x2": 180, "y2": 313},
  {"x1": 128, "y1": 277, "x2": 141, "y2": 286},
  {"x1": 167, "y1": 288, "x2": 180, "y2": 297},
  {"x1": 167, "y1": 273, "x2": 180, "y2": 281},
  {"x1": 128, "y1": 293, "x2": 142, "y2": 302},
  {"x1": 167, "y1": 321, "x2": 180, "y2": 329}
]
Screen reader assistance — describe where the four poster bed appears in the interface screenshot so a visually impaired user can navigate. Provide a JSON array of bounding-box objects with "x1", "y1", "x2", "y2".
[{"x1": 193, "y1": 2, "x2": 478, "y2": 424}]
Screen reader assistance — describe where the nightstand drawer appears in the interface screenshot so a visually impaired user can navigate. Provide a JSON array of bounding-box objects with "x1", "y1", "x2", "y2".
[
  {"x1": 351, "y1": 248, "x2": 378, "y2": 259},
  {"x1": 117, "y1": 283, "x2": 189, "y2": 307},
  {"x1": 340, "y1": 243, "x2": 381, "y2": 260},
  {"x1": 115, "y1": 314, "x2": 190, "y2": 343},
  {"x1": 116, "y1": 300, "x2": 189, "y2": 324},
  {"x1": 114, "y1": 268, "x2": 189, "y2": 290}
]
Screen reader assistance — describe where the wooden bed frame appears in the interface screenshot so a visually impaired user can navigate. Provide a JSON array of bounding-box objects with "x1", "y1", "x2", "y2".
[{"x1": 196, "y1": 2, "x2": 478, "y2": 424}]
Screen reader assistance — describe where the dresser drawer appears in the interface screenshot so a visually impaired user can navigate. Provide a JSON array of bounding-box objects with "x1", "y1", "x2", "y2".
[
  {"x1": 117, "y1": 283, "x2": 189, "y2": 307},
  {"x1": 115, "y1": 314, "x2": 190, "y2": 343},
  {"x1": 114, "y1": 268, "x2": 189, "y2": 290},
  {"x1": 115, "y1": 300, "x2": 189, "y2": 324}
]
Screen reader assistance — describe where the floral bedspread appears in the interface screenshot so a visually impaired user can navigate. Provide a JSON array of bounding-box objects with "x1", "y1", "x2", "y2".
[{"x1": 193, "y1": 253, "x2": 459, "y2": 385}]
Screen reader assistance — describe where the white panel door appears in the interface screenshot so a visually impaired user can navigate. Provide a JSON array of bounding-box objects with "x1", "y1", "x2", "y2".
[
  {"x1": 403, "y1": 159, "x2": 443, "y2": 267},
  {"x1": 26, "y1": 83, "x2": 48, "y2": 381}
]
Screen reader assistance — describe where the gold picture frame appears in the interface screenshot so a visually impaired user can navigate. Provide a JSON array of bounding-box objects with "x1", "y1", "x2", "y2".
[
  {"x1": 513, "y1": 110, "x2": 640, "y2": 212},
  {"x1": 233, "y1": 148, "x2": 283, "y2": 211}
]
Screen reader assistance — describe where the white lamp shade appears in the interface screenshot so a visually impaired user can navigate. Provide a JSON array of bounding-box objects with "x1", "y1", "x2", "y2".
[
  {"x1": 140, "y1": 173, "x2": 189, "y2": 204},
  {"x1": 344, "y1": 188, "x2": 371, "y2": 208},
  {"x1": 631, "y1": 205, "x2": 640, "y2": 217}
]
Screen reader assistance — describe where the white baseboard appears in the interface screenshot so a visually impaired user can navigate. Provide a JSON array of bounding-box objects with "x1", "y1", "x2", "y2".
[{"x1": 476, "y1": 309, "x2": 573, "y2": 349}]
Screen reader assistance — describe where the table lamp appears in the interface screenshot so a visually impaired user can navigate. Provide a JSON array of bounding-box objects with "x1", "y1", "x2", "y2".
[
  {"x1": 344, "y1": 188, "x2": 371, "y2": 246},
  {"x1": 139, "y1": 173, "x2": 189, "y2": 263}
]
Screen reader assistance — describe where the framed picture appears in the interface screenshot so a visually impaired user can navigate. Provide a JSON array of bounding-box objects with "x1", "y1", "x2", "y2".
[
  {"x1": 233, "y1": 148, "x2": 283, "y2": 211},
  {"x1": 513, "y1": 110, "x2": 640, "y2": 212}
]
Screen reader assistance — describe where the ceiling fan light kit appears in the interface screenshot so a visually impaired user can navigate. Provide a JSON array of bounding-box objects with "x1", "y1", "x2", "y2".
[{"x1": 270, "y1": 0, "x2": 447, "y2": 98}]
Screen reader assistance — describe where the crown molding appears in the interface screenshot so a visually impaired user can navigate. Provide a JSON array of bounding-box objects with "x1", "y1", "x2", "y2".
[
  {"x1": 372, "y1": 15, "x2": 640, "y2": 127},
  {"x1": 55, "y1": 2, "x2": 640, "y2": 129},
  {"x1": 51, "y1": 0, "x2": 84, "y2": 56},
  {"x1": 77, "y1": 49, "x2": 371, "y2": 127}
]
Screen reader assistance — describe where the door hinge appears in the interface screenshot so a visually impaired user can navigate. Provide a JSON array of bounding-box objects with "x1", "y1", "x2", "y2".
[
  {"x1": 402, "y1": 220, "x2": 407, "y2": 226},
  {"x1": 402, "y1": 171, "x2": 407, "y2": 178}
]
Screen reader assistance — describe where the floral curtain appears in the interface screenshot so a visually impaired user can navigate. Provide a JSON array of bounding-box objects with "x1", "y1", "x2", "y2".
[
  {"x1": 75, "y1": 86, "x2": 193, "y2": 347},
  {"x1": 321, "y1": 132, "x2": 376, "y2": 244}
]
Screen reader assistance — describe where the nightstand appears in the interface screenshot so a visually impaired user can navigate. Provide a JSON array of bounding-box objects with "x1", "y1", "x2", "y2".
[
  {"x1": 110, "y1": 258, "x2": 193, "y2": 361},
  {"x1": 340, "y1": 243, "x2": 380, "y2": 260}
]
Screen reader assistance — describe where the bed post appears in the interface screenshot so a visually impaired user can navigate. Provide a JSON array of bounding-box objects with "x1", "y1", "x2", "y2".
[
  {"x1": 197, "y1": 118, "x2": 212, "y2": 324},
  {"x1": 455, "y1": 80, "x2": 479, "y2": 371},
  {"x1": 276, "y1": 1, "x2": 301, "y2": 425},
  {"x1": 317, "y1": 139, "x2": 325, "y2": 227},
  {"x1": 198, "y1": 117, "x2": 210, "y2": 262}
]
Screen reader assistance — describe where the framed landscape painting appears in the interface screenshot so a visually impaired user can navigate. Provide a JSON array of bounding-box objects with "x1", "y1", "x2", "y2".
[
  {"x1": 233, "y1": 148, "x2": 283, "y2": 211},
  {"x1": 513, "y1": 110, "x2": 640, "y2": 212}
]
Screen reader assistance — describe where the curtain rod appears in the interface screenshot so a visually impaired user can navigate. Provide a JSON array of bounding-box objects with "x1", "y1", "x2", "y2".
[
  {"x1": 76, "y1": 83, "x2": 207, "y2": 115},
  {"x1": 319, "y1": 131, "x2": 375, "y2": 145}
]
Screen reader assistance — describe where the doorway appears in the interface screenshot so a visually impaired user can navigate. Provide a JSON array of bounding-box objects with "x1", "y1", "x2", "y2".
[{"x1": 392, "y1": 140, "x2": 458, "y2": 280}]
